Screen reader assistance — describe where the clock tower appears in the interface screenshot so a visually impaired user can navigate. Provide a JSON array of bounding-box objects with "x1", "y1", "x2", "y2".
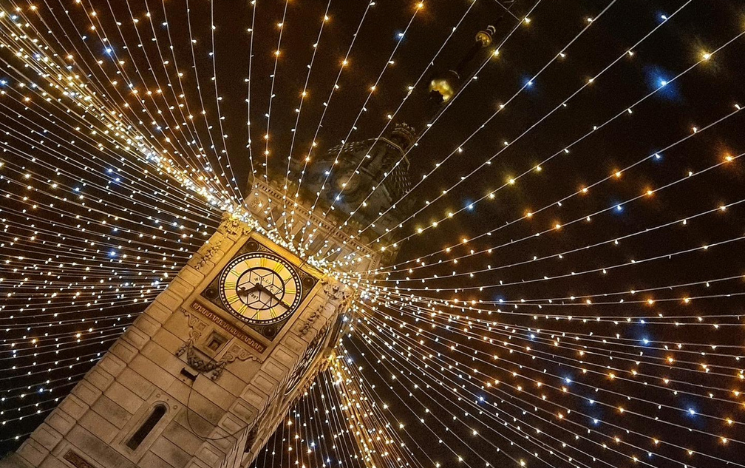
[
  {"x1": 3, "y1": 213, "x2": 353, "y2": 468},
  {"x1": 0, "y1": 19, "x2": 504, "y2": 468},
  {"x1": 0, "y1": 16, "x2": 510, "y2": 467}
]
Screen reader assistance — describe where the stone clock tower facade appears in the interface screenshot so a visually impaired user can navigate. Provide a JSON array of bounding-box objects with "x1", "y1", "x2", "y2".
[{"x1": 4, "y1": 214, "x2": 353, "y2": 468}]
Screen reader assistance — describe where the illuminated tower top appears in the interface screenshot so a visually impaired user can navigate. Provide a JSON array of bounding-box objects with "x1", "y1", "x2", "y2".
[{"x1": 265, "y1": 23, "x2": 501, "y2": 269}]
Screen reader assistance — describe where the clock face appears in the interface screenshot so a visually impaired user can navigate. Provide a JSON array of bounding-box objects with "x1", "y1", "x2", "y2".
[{"x1": 218, "y1": 252, "x2": 302, "y2": 324}]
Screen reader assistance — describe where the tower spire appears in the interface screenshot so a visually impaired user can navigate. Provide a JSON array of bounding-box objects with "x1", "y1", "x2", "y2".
[{"x1": 427, "y1": 24, "x2": 496, "y2": 105}]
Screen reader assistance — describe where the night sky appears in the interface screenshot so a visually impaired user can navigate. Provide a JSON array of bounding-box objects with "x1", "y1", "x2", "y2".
[{"x1": 1, "y1": 0, "x2": 745, "y2": 467}]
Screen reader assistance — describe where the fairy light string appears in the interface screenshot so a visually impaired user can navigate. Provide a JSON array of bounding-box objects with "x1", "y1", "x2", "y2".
[
  {"x1": 35, "y1": 0, "x2": 234, "y2": 204},
  {"x1": 360, "y1": 304, "x2": 740, "y2": 458},
  {"x1": 357, "y1": 1, "x2": 726, "y2": 254},
  {"x1": 372, "y1": 153, "x2": 745, "y2": 286},
  {"x1": 294, "y1": 0, "x2": 426, "y2": 250},
  {"x1": 278, "y1": 0, "x2": 333, "y2": 241},
  {"x1": 371, "y1": 98, "x2": 743, "y2": 277},
  {"x1": 353, "y1": 314, "x2": 740, "y2": 467},
  {"x1": 1, "y1": 1, "x2": 744, "y2": 466},
  {"x1": 299, "y1": 0, "x2": 481, "y2": 246}
]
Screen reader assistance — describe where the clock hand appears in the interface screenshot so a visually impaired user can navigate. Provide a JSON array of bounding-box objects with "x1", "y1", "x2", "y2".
[
  {"x1": 268, "y1": 297, "x2": 292, "y2": 310},
  {"x1": 238, "y1": 284, "x2": 278, "y2": 311},
  {"x1": 273, "y1": 294, "x2": 293, "y2": 310},
  {"x1": 237, "y1": 283, "x2": 261, "y2": 297},
  {"x1": 240, "y1": 282, "x2": 276, "y2": 310},
  {"x1": 253, "y1": 281, "x2": 292, "y2": 310},
  {"x1": 252, "y1": 280, "x2": 278, "y2": 297}
]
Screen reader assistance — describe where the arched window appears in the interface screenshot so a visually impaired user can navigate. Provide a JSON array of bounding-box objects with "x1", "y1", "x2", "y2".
[{"x1": 126, "y1": 404, "x2": 166, "y2": 450}]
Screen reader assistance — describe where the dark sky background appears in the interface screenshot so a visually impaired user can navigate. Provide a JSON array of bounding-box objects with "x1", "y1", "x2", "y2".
[{"x1": 1, "y1": 0, "x2": 745, "y2": 467}]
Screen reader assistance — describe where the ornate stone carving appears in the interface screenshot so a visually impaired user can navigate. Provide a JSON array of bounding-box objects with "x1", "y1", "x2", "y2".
[
  {"x1": 175, "y1": 308, "x2": 208, "y2": 355},
  {"x1": 243, "y1": 425, "x2": 259, "y2": 454},
  {"x1": 222, "y1": 343, "x2": 259, "y2": 365},
  {"x1": 248, "y1": 196, "x2": 261, "y2": 212},
  {"x1": 322, "y1": 281, "x2": 349, "y2": 302},
  {"x1": 176, "y1": 341, "x2": 259, "y2": 381},
  {"x1": 222, "y1": 213, "x2": 249, "y2": 237},
  {"x1": 284, "y1": 322, "x2": 331, "y2": 396},
  {"x1": 195, "y1": 239, "x2": 223, "y2": 271},
  {"x1": 322, "y1": 283, "x2": 353, "y2": 328},
  {"x1": 299, "y1": 305, "x2": 323, "y2": 337},
  {"x1": 176, "y1": 307, "x2": 260, "y2": 380},
  {"x1": 177, "y1": 344, "x2": 226, "y2": 380},
  {"x1": 188, "y1": 301, "x2": 266, "y2": 353}
]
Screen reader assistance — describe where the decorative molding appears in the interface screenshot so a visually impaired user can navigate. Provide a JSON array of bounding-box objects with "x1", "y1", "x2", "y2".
[{"x1": 63, "y1": 450, "x2": 98, "y2": 468}]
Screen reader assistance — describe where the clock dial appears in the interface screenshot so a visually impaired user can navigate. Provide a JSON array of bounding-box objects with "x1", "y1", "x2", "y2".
[{"x1": 218, "y1": 252, "x2": 302, "y2": 324}]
